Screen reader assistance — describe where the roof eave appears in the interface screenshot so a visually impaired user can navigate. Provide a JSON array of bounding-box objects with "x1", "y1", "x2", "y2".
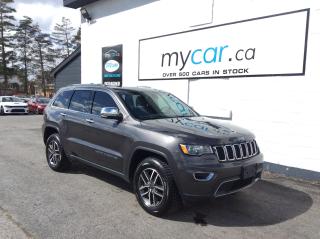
[
  {"x1": 63, "y1": 0, "x2": 99, "y2": 9},
  {"x1": 51, "y1": 47, "x2": 81, "y2": 78}
]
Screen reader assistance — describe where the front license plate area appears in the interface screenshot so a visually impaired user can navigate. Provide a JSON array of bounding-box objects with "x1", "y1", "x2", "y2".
[{"x1": 242, "y1": 164, "x2": 257, "y2": 179}]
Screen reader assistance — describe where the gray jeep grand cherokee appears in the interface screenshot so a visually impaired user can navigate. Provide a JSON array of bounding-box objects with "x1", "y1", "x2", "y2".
[{"x1": 42, "y1": 85, "x2": 263, "y2": 216}]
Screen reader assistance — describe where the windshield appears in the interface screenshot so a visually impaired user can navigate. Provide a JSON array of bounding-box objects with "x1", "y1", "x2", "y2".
[
  {"x1": 1, "y1": 97, "x2": 22, "y2": 103},
  {"x1": 116, "y1": 90, "x2": 198, "y2": 120},
  {"x1": 38, "y1": 98, "x2": 50, "y2": 104}
]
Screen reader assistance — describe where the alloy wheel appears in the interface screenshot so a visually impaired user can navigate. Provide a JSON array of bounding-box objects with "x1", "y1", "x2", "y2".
[
  {"x1": 138, "y1": 168, "x2": 165, "y2": 207},
  {"x1": 47, "y1": 140, "x2": 61, "y2": 167}
]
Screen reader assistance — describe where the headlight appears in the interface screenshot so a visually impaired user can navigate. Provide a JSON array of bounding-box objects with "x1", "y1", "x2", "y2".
[{"x1": 179, "y1": 144, "x2": 213, "y2": 156}]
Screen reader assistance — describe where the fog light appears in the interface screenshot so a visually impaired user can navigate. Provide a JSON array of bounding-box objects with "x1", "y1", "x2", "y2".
[{"x1": 193, "y1": 172, "x2": 215, "y2": 181}]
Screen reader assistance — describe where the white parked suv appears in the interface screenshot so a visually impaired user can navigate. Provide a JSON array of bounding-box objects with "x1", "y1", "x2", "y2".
[{"x1": 0, "y1": 96, "x2": 29, "y2": 115}]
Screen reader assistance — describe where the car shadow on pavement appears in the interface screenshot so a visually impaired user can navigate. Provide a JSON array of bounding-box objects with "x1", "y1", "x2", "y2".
[
  {"x1": 67, "y1": 161, "x2": 133, "y2": 193},
  {"x1": 165, "y1": 180, "x2": 313, "y2": 227},
  {"x1": 65, "y1": 162, "x2": 313, "y2": 227}
]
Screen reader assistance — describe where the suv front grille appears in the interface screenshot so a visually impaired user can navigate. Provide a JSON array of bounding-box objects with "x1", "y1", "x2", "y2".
[{"x1": 213, "y1": 140, "x2": 259, "y2": 162}]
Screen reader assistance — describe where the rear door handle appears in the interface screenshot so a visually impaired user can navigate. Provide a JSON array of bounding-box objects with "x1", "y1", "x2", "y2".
[
  {"x1": 85, "y1": 119, "x2": 94, "y2": 124},
  {"x1": 60, "y1": 113, "x2": 66, "y2": 117}
]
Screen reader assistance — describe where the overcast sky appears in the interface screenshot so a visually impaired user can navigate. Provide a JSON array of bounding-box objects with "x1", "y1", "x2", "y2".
[{"x1": 13, "y1": 0, "x2": 81, "y2": 33}]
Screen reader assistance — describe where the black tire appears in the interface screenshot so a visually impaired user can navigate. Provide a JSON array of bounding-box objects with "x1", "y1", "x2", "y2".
[
  {"x1": 133, "y1": 157, "x2": 181, "y2": 216},
  {"x1": 0, "y1": 106, "x2": 4, "y2": 115},
  {"x1": 46, "y1": 133, "x2": 71, "y2": 172},
  {"x1": 35, "y1": 108, "x2": 39, "y2": 114}
]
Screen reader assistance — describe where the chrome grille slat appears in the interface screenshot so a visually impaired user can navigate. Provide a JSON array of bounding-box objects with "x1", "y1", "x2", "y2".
[
  {"x1": 247, "y1": 142, "x2": 252, "y2": 156},
  {"x1": 225, "y1": 145, "x2": 235, "y2": 161},
  {"x1": 234, "y1": 144, "x2": 242, "y2": 159},
  {"x1": 252, "y1": 140, "x2": 257, "y2": 154},
  {"x1": 239, "y1": 144, "x2": 244, "y2": 159},
  {"x1": 223, "y1": 146, "x2": 229, "y2": 160},
  {"x1": 215, "y1": 146, "x2": 226, "y2": 161},
  {"x1": 214, "y1": 140, "x2": 259, "y2": 162},
  {"x1": 232, "y1": 145, "x2": 237, "y2": 160},
  {"x1": 252, "y1": 141, "x2": 255, "y2": 155},
  {"x1": 242, "y1": 143, "x2": 249, "y2": 159}
]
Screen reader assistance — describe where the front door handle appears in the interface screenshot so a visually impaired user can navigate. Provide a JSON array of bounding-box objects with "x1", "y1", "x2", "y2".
[
  {"x1": 85, "y1": 119, "x2": 94, "y2": 124},
  {"x1": 60, "y1": 113, "x2": 66, "y2": 117}
]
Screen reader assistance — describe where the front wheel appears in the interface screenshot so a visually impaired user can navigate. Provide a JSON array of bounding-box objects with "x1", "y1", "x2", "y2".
[
  {"x1": 133, "y1": 157, "x2": 181, "y2": 216},
  {"x1": 46, "y1": 133, "x2": 71, "y2": 172},
  {"x1": 0, "y1": 106, "x2": 4, "y2": 115}
]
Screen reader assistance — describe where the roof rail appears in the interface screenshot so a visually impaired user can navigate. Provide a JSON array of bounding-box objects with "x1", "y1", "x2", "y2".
[
  {"x1": 137, "y1": 86, "x2": 152, "y2": 88},
  {"x1": 71, "y1": 83, "x2": 107, "y2": 87}
]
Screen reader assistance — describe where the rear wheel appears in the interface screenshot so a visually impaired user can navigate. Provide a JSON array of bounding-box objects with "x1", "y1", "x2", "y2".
[
  {"x1": 133, "y1": 157, "x2": 181, "y2": 216},
  {"x1": 46, "y1": 133, "x2": 71, "y2": 172}
]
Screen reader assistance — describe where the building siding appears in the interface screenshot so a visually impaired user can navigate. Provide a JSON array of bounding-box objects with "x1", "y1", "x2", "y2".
[
  {"x1": 55, "y1": 54, "x2": 81, "y2": 92},
  {"x1": 80, "y1": 0, "x2": 320, "y2": 174}
]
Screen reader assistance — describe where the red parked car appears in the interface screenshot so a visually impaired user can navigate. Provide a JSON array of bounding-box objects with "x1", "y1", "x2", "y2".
[{"x1": 28, "y1": 97, "x2": 50, "y2": 114}]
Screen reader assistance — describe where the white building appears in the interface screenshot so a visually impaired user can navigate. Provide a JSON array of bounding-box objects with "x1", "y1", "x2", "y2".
[{"x1": 64, "y1": 0, "x2": 320, "y2": 179}]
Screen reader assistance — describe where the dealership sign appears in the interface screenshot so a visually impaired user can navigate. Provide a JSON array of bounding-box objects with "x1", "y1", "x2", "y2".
[
  {"x1": 102, "y1": 44, "x2": 123, "y2": 86},
  {"x1": 138, "y1": 9, "x2": 309, "y2": 80}
]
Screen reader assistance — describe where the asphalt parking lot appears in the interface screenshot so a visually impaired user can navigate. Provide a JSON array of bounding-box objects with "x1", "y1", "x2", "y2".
[{"x1": 0, "y1": 115, "x2": 320, "y2": 239}]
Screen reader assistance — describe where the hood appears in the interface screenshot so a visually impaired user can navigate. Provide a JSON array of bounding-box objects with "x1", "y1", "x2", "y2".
[
  {"x1": 3, "y1": 102, "x2": 27, "y2": 107},
  {"x1": 141, "y1": 117, "x2": 254, "y2": 144}
]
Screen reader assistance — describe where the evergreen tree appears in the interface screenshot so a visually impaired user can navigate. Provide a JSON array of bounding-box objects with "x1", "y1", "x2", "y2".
[
  {"x1": 33, "y1": 24, "x2": 55, "y2": 96},
  {"x1": 15, "y1": 16, "x2": 35, "y2": 94},
  {"x1": 52, "y1": 17, "x2": 76, "y2": 61},
  {"x1": 0, "y1": 0, "x2": 16, "y2": 91}
]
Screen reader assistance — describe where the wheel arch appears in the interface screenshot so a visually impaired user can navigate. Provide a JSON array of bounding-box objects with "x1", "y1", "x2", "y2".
[
  {"x1": 127, "y1": 147, "x2": 171, "y2": 183},
  {"x1": 43, "y1": 126, "x2": 59, "y2": 144}
]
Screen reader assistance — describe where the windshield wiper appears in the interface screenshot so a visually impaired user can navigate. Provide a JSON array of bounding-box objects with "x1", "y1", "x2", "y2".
[
  {"x1": 142, "y1": 115, "x2": 195, "y2": 121},
  {"x1": 140, "y1": 115, "x2": 165, "y2": 120}
]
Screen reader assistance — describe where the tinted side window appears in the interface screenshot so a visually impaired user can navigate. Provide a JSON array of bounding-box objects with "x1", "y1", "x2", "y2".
[
  {"x1": 92, "y1": 91, "x2": 117, "y2": 115},
  {"x1": 69, "y1": 90, "x2": 93, "y2": 113},
  {"x1": 52, "y1": 90, "x2": 74, "y2": 109}
]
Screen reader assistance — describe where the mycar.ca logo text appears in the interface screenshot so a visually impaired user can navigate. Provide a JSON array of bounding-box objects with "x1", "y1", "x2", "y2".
[
  {"x1": 161, "y1": 45, "x2": 255, "y2": 78},
  {"x1": 138, "y1": 9, "x2": 309, "y2": 80}
]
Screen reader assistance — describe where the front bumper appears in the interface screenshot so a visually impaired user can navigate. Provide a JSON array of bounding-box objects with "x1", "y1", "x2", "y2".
[
  {"x1": 3, "y1": 107, "x2": 28, "y2": 114},
  {"x1": 174, "y1": 153, "x2": 264, "y2": 201}
]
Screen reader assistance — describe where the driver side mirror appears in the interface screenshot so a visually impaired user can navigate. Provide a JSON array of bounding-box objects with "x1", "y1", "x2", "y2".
[{"x1": 100, "y1": 107, "x2": 123, "y2": 121}]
